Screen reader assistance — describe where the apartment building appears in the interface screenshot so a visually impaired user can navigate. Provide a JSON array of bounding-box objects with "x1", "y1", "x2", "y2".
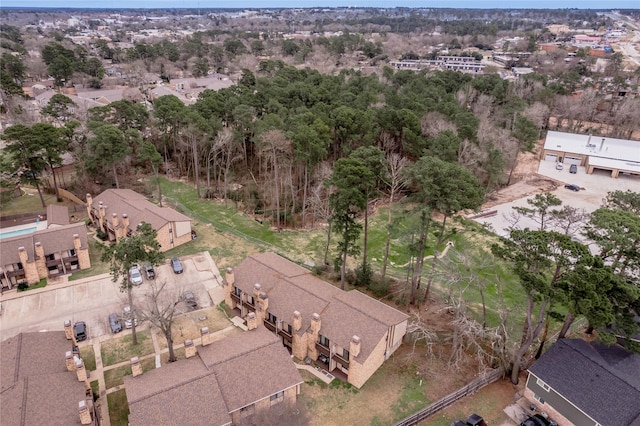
[{"x1": 224, "y1": 252, "x2": 409, "y2": 388}]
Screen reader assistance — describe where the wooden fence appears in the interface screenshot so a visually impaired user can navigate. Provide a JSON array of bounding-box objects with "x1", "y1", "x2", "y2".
[{"x1": 394, "y1": 368, "x2": 504, "y2": 426}]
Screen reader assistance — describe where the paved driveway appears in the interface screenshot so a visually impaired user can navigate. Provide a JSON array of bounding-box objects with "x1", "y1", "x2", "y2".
[
  {"x1": 474, "y1": 161, "x2": 640, "y2": 237},
  {"x1": 0, "y1": 253, "x2": 222, "y2": 342}
]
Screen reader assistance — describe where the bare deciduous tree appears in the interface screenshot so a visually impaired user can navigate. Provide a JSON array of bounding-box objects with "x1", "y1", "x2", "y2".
[{"x1": 138, "y1": 278, "x2": 184, "y2": 363}]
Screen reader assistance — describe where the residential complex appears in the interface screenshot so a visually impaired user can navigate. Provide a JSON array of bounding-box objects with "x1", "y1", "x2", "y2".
[
  {"x1": 125, "y1": 328, "x2": 303, "y2": 425},
  {"x1": 0, "y1": 204, "x2": 90, "y2": 290},
  {"x1": 87, "y1": 189, "x2": 192, "y2": 252},
  {"x1": 224, "y1": 252, "x2": 409, "y2": 388}
]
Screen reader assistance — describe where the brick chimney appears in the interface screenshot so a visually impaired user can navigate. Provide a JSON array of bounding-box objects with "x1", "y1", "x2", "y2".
[
  {"x1": 65, "y1": 351, "x2": 76, "y2": 371},
  {"x1": 75, "y1": 358, "x2": 88, "y2": 381},
  {"x1": 184, "y1": 339, "x2": 197, "y2": 358},
  {"x1": 201, "y1": 327, "x2": 214, "y2": 346},
  {"x1": 256, "y1": 292, "x2": 269, "y2": 321},
  {"x1": 98, "y1": 203, "x2": 106, "y2": 230},
  {"x1": 111, "y1": 213, "x2": 119, "y2": 228},
  {"x1": 17, "y1": 246, "x2": 29, "y2": 267},
  {"x1": 225, "y1": 267, "x2": 235, "y2": 286},
  {"x1": 85, "y1": 194, "x2": 93, "y2": 218},
  {"x1": 64, "y1": 319, "x2": 74, "y2": 340},
  {"x1": 73, "y1": 234, "x2": 82, "y2": 251},
  {"x1": 310, "y1": 313, "x2": 321, "y2": 334},
  {"x1": 34, "y1": 241, "x2": 45, "y2": 259},
  {"x1": 350, "y1": 335, "x2": 361, "y2": 359},
  {"x1": 292, "y1": 311, "x2": 302, "y2": 332},
  {"x1": 122, "y1": 213, "x2": 130, "y2": 234},
  {"x1": 78, "y1": 400, "x2": 92, "y2": 425},
  {"x1": 246, "y1": 312, "x2": 258, "y2": 330},
  {"x1": 131, "y1": 356, "x2": 143, "y2": 377},
  {"x1": 252, "y1": 283, "x2": 261, "y2": 302}
]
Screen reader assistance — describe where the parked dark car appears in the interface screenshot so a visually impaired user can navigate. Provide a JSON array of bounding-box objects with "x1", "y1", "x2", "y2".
[
  {"x1": 74, "y1": 321, "x2": 87, "y2": 341},
  {"x1": 144, "y1": 263, "x2": 155, "y2": 280},
  {"x1": 564, "y1": 183, "x2": 581, "y2": 191},
  {"x1": 171, "y1": 257, "x2": 183, "y2": 274},
  {"x1": 466, "y1": 414, "x2": 486, "y2": 426},
  {"x1": 569, "y1": 164, "x2": 577, "y2": 174},
  {"x1": 520, "y1": 414, "x2": 550, "y2": 426},
  {"x1": 109, "y1": 313, "x2": 122, "y2": 333}
]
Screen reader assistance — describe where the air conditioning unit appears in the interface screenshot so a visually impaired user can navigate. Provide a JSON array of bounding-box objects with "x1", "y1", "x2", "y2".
[{"x1": 541, "y1": 412, "x2": 549, "y2": 419}]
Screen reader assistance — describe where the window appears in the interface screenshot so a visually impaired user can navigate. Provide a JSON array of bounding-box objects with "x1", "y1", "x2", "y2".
[
  {"x1": 536, "y1": 378, "x2": 550, "y2": 392},
  {"x1": 533, "y1": 394, "x2": 545, "y2": 405},
  {"x1": 69, "y1": 248, "x2": 76, "y2": 256},
  {"x1": 249, "y1": 296, "x2": 255, "y2": 306},
  {"x1": 239, "y1": 404, "x2": 255, "y2": 417},
  {"x1": 46, "y1": 253, "x2": 56, "y2": 261},
  {"x1": 286, "y1": 323, "x2": 292, "y2": 334},
  {"x1": 267, "y1": 313, "x2": 277, "y2": 324},
  {"x1": 343, "y1": 348, "x2": 350, "y2": 360},
  {"x1": 270, "y1": 391, "x2": 284, "y2": 405},
  {"x1": 319, "y1": 335, "x2": 330, "y2": 347},
  {"x1": 234, "y1": 286, "x2": 242, "y2": 296}
]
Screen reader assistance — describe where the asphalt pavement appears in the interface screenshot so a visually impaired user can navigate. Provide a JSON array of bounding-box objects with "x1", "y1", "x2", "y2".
[{"x1": 0, "y1": 252, "x2": 224, "y2": 342}]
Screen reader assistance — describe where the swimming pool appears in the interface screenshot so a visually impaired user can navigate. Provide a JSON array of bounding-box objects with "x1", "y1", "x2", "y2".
[{"x1": 0, "y1": 226, "x2": 37, "y2": 240}]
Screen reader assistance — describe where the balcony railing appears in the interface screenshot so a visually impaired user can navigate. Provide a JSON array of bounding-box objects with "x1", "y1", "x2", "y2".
[
  {"x1": 230, "y1": 293, "x2": 240, "y2": 304},
  {"x1": 315, "y1": 342, "x2": 330, "y2": 357},
  {"x1": 332, "y1": 353, "x2": 350, "y2": 367},
  {"x1": 6, "y1": 269, "x2": 25, "y2": 278},
  {"x1": 264, "y1": 320, "x2": 276, "y2": 332}
]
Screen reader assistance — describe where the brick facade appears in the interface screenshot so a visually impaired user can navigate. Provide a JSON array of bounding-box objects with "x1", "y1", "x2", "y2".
[
  {"x1": 87, "y1": 190, "x2": 192, "y2": 253},
  {"x1": 224, "y1": 264, "x2": 407, "y2": 389}
]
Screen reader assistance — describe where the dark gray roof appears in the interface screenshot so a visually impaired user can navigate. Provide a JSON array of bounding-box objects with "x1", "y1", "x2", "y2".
[
  {"x1": 0, "y1": 332, "x2": 88, "y2": 426},
  {"x1": 529, "y1": 339, "x2": 640, "y2": 426}
]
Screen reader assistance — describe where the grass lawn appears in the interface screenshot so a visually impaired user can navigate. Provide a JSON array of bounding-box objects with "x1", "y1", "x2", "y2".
[
  {"x1": 69, "y1": 238, "x2": 111, "y2": 281},
  {"x1": 103, "y1": 358, "x2": 155, "y2": 389},
  {"x1": 107, "y1": 389, "x2": 130, "y2": 426},
  {"x1": 18, "y1": 278, "x2": 47, "y2": 292},
  {"x1": 424, "y1": 380, "x2": 518, "y2": 426},
  {"x1": 153, "y1": 307, "x2": 233, "y2": 349},
  {"x1": 0, "y1": 189, "x2": 76, "y2": 217},
  {"x1": 100, "y1": 330, "x2": 154, "y2": 367},
  {"x1": 90, "y1": 380, "x2": 99, "y2": 397},
  {"x1": 80, "y1": 345, "x2": 97, "y2": 371}
]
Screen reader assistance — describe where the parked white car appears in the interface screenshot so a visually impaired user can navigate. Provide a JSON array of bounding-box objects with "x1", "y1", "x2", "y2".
[{"x1": 129, "y1": 264, "x2": 143, "y2": 286}]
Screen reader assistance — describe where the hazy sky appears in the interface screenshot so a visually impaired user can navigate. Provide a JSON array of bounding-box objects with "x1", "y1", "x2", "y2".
[{"x1": 1, "y1": 0, "x2": 639, "y2": 9}]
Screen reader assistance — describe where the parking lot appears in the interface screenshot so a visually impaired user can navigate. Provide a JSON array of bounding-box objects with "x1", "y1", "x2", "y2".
[
  {"x1": 474, "y1": 160, "x2": 640, "y2": 237},
  {"x1": 0, "y1": 253, "x2": 224, "y2": 342}
]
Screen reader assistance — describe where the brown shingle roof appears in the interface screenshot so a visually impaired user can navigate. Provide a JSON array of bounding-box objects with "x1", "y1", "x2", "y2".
[
  {"x1": 0, "y1": 332, "x2": 89, "y2": 426},
  {"x1": 0, "y1": 222, "x2": 88, "y2": 266},
  {"x1": 46, "y1": 204, "x2": 70, "y2": 226},
  {"x1": 125, "y1": 357, "x2": 231, "y2": 426},
  {"x1": 91, "y1": 189, "x2": 191, "y2": 232},
  {"x1": 125, "y1": 329, "x2": 302, "y2": 424},
  {"x1": 206, "y1": 329, "x2": 303, "y2": 412},
  {"x1": 337, "y1": 290, "x2": 409, "y2": 326},
  {"x1": 232, "y1": 253, "x2": 409, "y2": 362},
  {"x1": 0, "y1": 234, "x2": 36, "y2": 265}
]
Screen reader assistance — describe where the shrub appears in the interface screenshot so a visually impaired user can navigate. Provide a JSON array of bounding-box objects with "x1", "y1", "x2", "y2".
[
  {"x1": 354, "y1": 263, "x2": 373, "y2": 287},
  {"x1": 17, "y1": 282, "x2": 28, "y2": 291}
]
